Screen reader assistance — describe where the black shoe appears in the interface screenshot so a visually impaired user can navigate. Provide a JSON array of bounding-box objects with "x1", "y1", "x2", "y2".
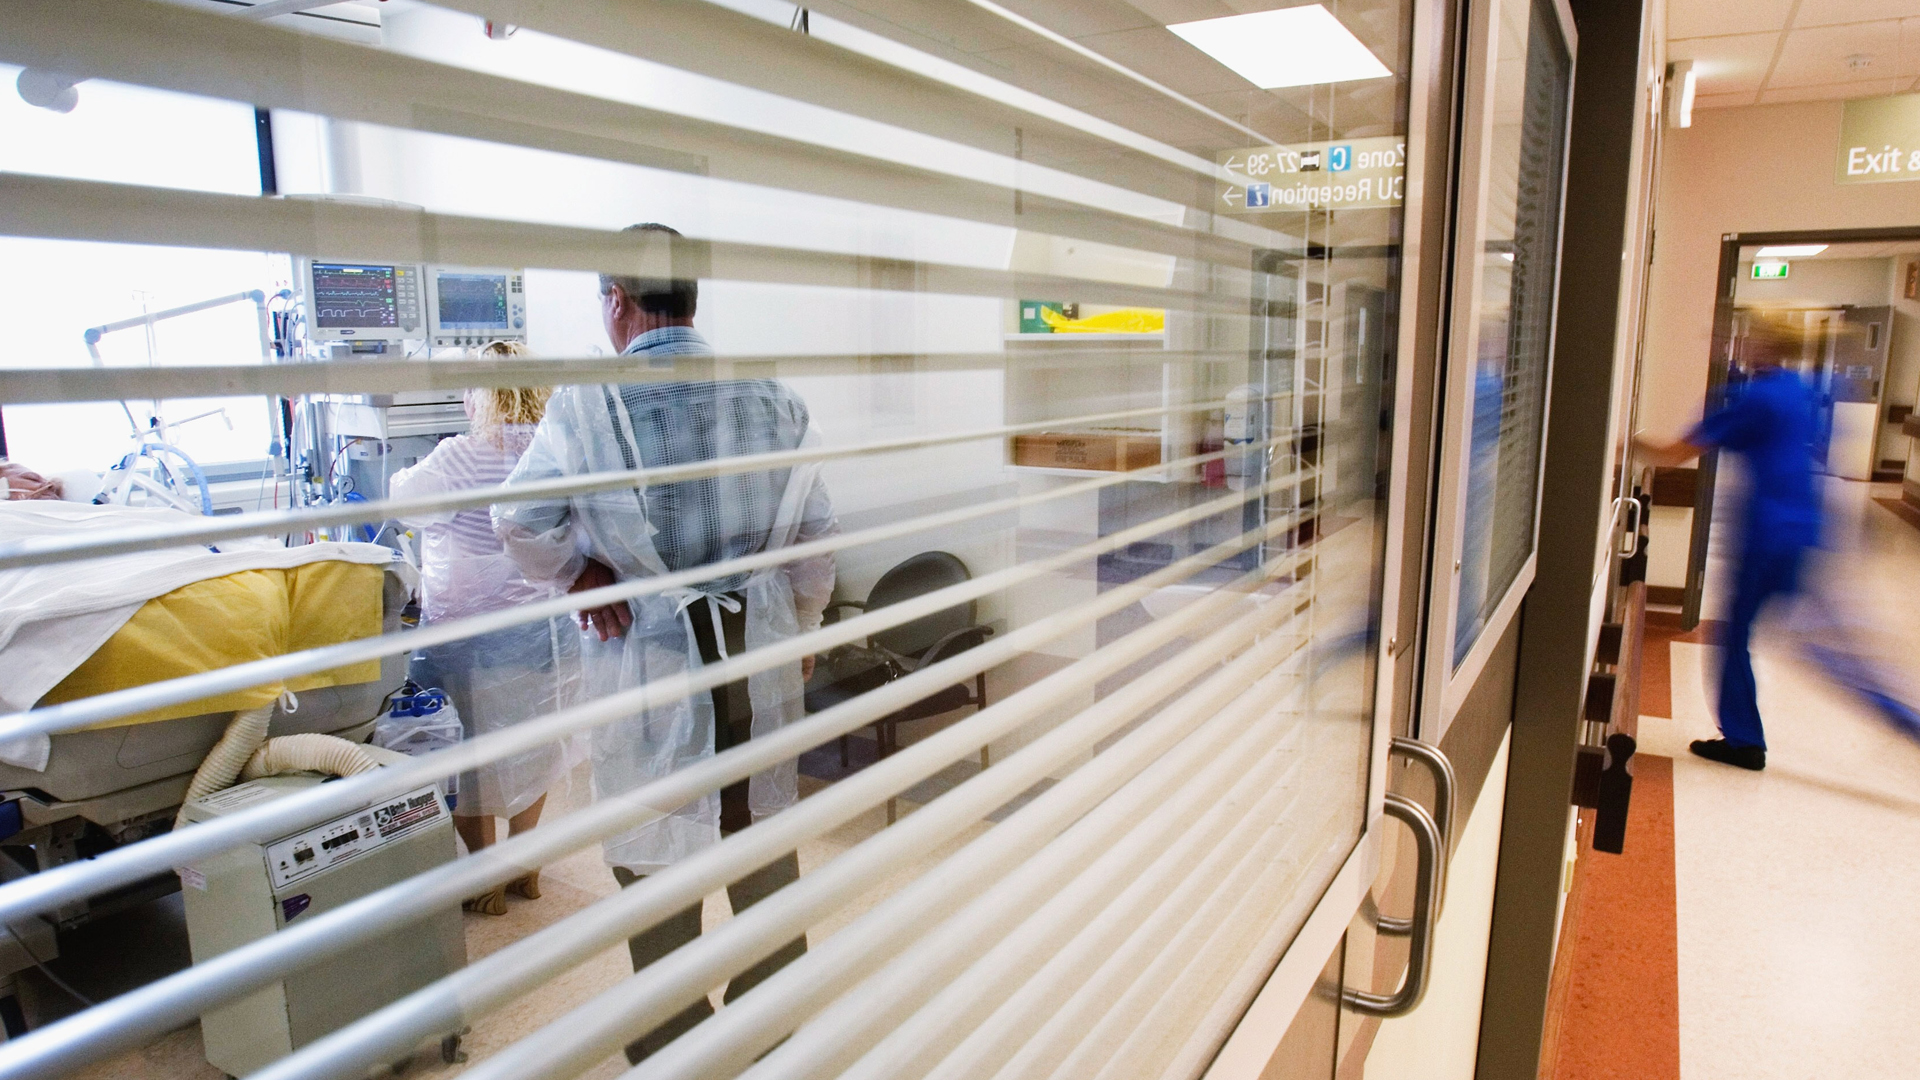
[{"x1": 1689, "y1": 738, "x2": 1765, "y2": 771}]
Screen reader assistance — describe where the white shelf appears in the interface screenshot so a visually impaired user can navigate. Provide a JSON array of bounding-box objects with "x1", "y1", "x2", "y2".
[
  {"x1": 1010, "y1": 464, "x2": 1179, "y2": 483},
  {"x1": 1004, "y1": 333, "x2": 1168, "y2": 344}
]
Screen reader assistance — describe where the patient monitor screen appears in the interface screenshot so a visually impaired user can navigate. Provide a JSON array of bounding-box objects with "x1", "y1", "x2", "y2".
[
  {"x1": 311, "y1": 263, "x2": 408, "y2": 330},
  {"x1": 427, "y1": 266, "x2": 526, "y2": 344},
  {"x1": 434, "y1": 272, "x2": 510, "y2": 331},
  {"x1": 304, "y1": 260, "x2": 423, "y2": 342}
]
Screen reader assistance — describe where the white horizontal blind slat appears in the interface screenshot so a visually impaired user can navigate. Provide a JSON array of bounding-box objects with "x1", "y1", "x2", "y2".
[
  {"x1": 0, "y1": 347, "x2": 1242, "y2": 404},
  {"x1": 0, "y1": 395, "x2": 1260, "y2": 572},
  {"x1": 0, "y1": 173, "x2": 1252, "y2": 313},
  {"x1": 417, "y1": 0, "x2": 1251, "y2": 212},
  {"x1": 349, "y1": 563, "x2": 1309, "y2": 1080},
  {"x1": 666, "y1": 629, "x2": 1315, "y2": 1080},
  {"x1": 0, "y1": 0, "x2": 1266, "y2": 266},
  {"x1": 0, "y1": 469, "x2": 1308, "y2": 938}
]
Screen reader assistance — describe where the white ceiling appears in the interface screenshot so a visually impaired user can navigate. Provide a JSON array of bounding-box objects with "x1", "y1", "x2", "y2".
[{"x1": 1669, "y1": 0, "x2": 1920, "y2": 109}]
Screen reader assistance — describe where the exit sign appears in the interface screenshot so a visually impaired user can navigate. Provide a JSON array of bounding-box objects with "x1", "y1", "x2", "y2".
[{"x1": 1752, "y1": 261, "x2": 1790, "y2": 279}]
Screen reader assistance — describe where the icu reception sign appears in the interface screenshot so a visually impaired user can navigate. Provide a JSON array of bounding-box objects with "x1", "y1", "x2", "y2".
[
  {"x1": 1216, "y1": 137, "x2": 1405, "y2": 212},
  {"x1": 1837, "y1": 93, "x2": 1920, "y2": 184}
]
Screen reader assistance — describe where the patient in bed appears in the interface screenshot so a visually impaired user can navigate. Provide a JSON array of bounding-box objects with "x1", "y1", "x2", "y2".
[{"x1": 391, "y1": 343, "x2": 581, "y2": 915}]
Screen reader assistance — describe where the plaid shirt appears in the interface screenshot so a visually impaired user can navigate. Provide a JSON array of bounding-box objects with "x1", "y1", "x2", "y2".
[{"x1": 614, "y1": 327, "x2": 811, "y2": 593}]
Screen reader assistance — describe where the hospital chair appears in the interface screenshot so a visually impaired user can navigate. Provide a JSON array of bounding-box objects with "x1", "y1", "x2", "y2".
[{"x1": 803, "y1": 552, "x2": 994, "y2": 773}]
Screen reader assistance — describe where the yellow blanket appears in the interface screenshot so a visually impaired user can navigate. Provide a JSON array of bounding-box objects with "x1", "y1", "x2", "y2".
[{"x1": 39, "y1": 561, "x2": 386, "y2": 728}]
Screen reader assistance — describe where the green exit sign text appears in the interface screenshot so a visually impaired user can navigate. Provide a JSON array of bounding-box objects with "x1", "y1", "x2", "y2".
[{"x1": 1751, "y1": 261, "x2": 1790, "y2": 280}]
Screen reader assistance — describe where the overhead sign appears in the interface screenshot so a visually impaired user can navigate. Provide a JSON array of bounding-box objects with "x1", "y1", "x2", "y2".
[
  {"x1": 1751, "y1": 261, "x2": 1789, "y2": 280},
  {"x1": 1837, "y1": 93, "x2": 1920, "y2": 185},
  {"x1": 1216, "y1": 137, "x2": 1405, "y2": 213}
]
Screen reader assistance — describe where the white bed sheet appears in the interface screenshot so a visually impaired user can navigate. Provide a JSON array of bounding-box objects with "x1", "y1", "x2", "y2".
[{"x1": 0, "y1": 502, "x2": 399, "y2": 769}]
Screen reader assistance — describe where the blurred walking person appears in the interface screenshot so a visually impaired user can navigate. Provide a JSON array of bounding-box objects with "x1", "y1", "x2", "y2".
[{"x1": 1636, "y1": 318, "x2": 1821, "y2": 771}]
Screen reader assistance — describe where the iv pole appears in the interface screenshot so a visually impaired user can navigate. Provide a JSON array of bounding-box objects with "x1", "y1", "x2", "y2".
[{"x1": 81, "y1": 288, "x2": 296, "y2": 514}]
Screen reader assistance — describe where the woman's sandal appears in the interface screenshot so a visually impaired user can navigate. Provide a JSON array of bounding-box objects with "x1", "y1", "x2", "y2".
[
  {"x1": 463, "y1": 886, "x2": 509, "y2": 916},
  {"x1": 507, "y1": 871, "x2": 541, "y2": 900}
]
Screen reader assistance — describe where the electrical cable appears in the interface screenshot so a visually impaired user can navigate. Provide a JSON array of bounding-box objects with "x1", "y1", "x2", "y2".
[{"x1": 2, "y1": 923, "x2": 93, "y2": 1009}]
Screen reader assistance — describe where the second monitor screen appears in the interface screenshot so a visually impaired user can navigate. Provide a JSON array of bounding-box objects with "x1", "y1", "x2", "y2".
[{"x1": 435, "y1": 272, "x2": 510, "y2": 331}]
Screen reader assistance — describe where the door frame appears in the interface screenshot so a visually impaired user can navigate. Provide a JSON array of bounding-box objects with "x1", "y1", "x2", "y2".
[{"x1": 1683, "y1": 224, "x2": 1920, "y2": 627}]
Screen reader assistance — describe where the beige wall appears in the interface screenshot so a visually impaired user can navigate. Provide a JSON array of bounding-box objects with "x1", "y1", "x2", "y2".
[
  {"x1": 1732, "y1": 256, "x2": 1892, "y2": 308},
  {"x1": 1638, "y1": 100, "x2": 1920, "y2": 439}
]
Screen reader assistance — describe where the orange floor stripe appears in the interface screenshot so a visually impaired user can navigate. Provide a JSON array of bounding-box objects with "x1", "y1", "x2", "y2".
[
  {"x1": 1641, "y1": 613, "x2": 1722, "y2": 721},
  {"x1": 1547, "y1": 754, "x2": 1680, "y2": 1080},
  {"x1": 1642, "y1": 615, "x2": 1676, "y2": 719}
]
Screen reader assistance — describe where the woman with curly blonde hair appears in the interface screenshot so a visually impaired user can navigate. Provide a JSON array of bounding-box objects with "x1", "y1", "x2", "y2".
[{"x1": 392, "y1": 341, "x2": 579, "y2": 914}]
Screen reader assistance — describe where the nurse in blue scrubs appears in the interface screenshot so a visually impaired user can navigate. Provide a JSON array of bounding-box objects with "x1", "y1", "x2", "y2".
[{"x1": 1636, "y1": 320, "x2": 1822, "y2": 771}]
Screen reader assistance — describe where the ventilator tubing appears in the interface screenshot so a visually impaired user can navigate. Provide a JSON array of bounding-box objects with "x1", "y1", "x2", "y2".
[
  {"x1": 242, "y1": 733, "x2": 379, "y2": 782},
  {"x1": 174, "y1": 707, "x2": 380, "y2": 826},
  {"x1": 174, "y1": 704, "x2": 275, "y2": 827}
]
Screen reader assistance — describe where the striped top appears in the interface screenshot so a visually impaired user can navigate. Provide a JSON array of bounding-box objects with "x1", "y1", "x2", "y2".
[{"x1": 391, "y1": 424, "x2": 552, "y2": 622}]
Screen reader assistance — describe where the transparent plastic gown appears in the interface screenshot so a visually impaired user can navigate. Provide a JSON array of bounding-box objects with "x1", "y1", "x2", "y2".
[
  {"x1": 393, "y1": 428, "x2": 585, "y2": 819},
  {"x1": 494, "y1": 381, "x2": 836, "y2": 872},
  {"x1": 410, "y1": 618, "x2": 581, "y2": 818}
]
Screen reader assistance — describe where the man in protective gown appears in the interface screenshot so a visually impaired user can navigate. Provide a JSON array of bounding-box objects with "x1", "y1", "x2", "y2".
[{"x1": 494, "y1": 224, "x2": 838, "y2": 1063}]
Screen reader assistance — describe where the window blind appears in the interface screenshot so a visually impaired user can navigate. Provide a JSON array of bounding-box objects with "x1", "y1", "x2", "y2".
[{"x1": 0, "y1": 1, "x2": 1418, "y2": 1077}]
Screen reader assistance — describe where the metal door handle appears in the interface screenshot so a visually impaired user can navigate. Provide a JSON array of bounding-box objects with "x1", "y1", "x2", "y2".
[
  {"x1": 1610, "y1": 495, "x2": 1643, "y2": 557},
  {"x1": 1376, "y1": 737, "x2": 1455, "y2": 934},
  {"x1": 1343, "y1": 793, "x2": 1444, "y2": 1017}
]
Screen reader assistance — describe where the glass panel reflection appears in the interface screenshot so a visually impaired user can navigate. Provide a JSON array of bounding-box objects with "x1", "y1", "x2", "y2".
[{"x1": 1455, "y1": 0, "x2": 1572, "y2": 667}]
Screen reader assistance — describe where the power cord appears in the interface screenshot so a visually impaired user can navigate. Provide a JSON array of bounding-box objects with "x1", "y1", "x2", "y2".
[{"x1": 3, "y1": 920, "x2": 94, "y2": 1008}]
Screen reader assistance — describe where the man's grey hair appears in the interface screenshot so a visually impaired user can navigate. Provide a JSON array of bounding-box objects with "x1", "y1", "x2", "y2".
[{"x1": 598, "y1": 222, "x2": 697, "y2": 318}]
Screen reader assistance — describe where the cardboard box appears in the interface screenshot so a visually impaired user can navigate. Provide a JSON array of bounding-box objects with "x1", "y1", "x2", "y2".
[{"x1": 1011, "y1": 430, "x2": 1162, "y2": 472}]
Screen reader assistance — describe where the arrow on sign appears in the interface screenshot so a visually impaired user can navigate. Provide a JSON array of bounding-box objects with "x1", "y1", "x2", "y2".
[
  {"x1": 1221, "y1": 189, "x2": 1241, "y2": 206},
  {"x1": 1224, "y1": 156, "x2": 1243, "y2": 171}
]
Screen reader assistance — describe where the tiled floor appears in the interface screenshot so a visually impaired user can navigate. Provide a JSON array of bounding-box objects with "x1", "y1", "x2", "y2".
[{"x1": 1552, "y1": 479, "x2": 1920, "y2": 1079}]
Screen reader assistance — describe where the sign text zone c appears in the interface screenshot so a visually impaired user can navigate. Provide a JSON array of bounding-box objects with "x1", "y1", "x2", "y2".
[{"x1": 1218, "y1": 137, "x2": 1406, "y2": 212}]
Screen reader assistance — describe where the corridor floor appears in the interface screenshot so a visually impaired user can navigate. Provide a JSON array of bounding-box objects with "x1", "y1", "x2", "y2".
[{"x1": 1549, "y1": 479, "x2": 1920, "y2": 1079}]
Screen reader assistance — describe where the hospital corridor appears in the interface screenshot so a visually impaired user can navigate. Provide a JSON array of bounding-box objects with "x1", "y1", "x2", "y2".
[
  {"x1": 3, "y1": 1, "x2": 1920, "y2": 1079},
  {"x1": 1544, "y1": 479, "x2": 1920, "y2": 1080}
]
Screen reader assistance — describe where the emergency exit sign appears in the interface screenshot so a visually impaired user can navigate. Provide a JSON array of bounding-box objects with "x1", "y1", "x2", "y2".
[
  {"x1": 1752, "y1": 261, "x2": 1790, "y2": 279},
  {"x1": 1837, "y1": 92, "x2": 1920, "y2": 185}
]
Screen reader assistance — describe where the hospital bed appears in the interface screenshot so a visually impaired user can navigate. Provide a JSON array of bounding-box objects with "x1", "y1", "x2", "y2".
[{"x1": 0, "y1": 562, "x2": 409, "y2": 1011}]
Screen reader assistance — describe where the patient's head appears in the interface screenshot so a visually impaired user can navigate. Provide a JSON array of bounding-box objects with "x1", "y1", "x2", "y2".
[{"x1": 466, "y1": 341, "x2": 550, "y2": 446}]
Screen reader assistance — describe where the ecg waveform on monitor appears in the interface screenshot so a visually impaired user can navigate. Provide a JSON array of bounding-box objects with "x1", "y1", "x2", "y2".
[{"x1": 312, "y1": 265, "x2": 400, "y2": 329}]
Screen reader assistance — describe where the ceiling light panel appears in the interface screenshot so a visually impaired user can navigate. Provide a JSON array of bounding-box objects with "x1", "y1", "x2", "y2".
[
  {"x1": 1167, "y1": 5, "x2": 1392, "y2": 90},
  {"x1": 1755, "y1": 244, "x2": 1828, "y2": 257}
]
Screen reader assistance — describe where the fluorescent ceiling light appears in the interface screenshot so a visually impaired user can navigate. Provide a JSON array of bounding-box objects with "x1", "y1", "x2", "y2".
[
  {"x1": 1756, "y1": 244, "x2": 1827, "y2": 257},
  {"x1": 1667, "y1": 59, "x2": 1695, "y2": 129},
  {"x1": 1168, "y1": 5, "x2": 1391, "y2": 90}
]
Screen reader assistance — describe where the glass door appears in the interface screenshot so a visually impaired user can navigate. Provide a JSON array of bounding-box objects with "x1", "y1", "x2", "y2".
[{"x1": 1423, "y1": 0, "x2": 1577, "y2": 737}]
